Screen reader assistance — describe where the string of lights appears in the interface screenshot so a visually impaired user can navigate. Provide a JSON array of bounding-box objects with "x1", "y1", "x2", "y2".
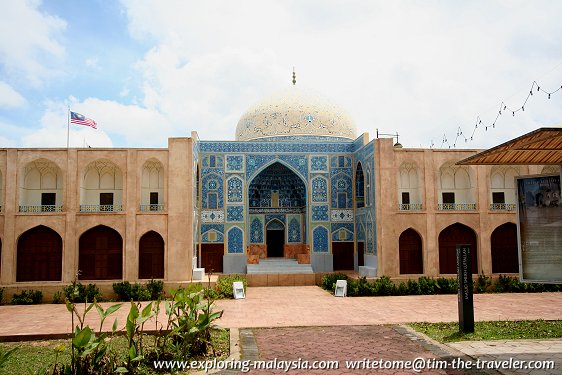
[{"x1": 430, "y1": 80, "x2": 562, "y2": 149}]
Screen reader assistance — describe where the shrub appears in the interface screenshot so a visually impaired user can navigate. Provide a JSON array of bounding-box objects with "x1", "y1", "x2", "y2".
[
  {"x1": 0, "y1": 287, "x2": 3, "y2": 304},
  {"x1": 475, "y1": 274, "x2": 492, "y2": 293},
  {"x1": 435, "y1": 277, "x2": 458, "y2": 294},
  {"x1": 215, "y1": 274, "x2": 247, "y2": 299},
  {"x1": 11, "y1": 289, "x2": 42, "y2": 305},
  {"x1": 63, "y1": 282, "x2": 102, "y2": 303},
  {"x1": 372, "y1": 276, "x2": 396, "y2": 296},
  {"x1": 405, "y1": 279, "x2": 421, "y2": 295},
  {"x1": 418, "y1": 276, "x2": 437, "y2": 295},
  {"x1": 146, "y1": 279, "x2": 165, "y2": 300},
  {"x1": 113, "y1": 281, "x2": 153, "y2": 301},
  {"x1": 52, "y1": 290, "x2": 64, "y2": 304},
  {"x1": 321, "y1": 272, "x2": 349, "y2": 292},
  {"x1": 396, "y1": 281, "x2": 408, "y2": 296}
]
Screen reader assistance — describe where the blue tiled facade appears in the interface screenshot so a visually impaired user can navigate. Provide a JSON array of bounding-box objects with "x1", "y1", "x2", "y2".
[{"x1": 196, "y1": 131, "x2": 377, "y2": 269}]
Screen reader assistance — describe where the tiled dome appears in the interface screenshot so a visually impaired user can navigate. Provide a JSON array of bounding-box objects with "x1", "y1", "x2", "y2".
[{"x1": 235, "y1": 86, "x2": 356, "y2": 141}]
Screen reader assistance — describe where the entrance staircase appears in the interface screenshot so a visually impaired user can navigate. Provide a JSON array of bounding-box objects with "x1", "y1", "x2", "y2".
[{"x1": 247, "y1": 258, "x2": 313, "y2": 274}]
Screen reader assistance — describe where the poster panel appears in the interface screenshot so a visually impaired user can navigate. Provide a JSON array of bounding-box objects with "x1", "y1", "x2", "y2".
[{"x1": 516, "y1": 174, "x2": 562, "y2": 283}]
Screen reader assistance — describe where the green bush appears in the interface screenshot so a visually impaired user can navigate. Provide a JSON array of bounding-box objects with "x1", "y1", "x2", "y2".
[
  {"x1": 63, "y1": 282, "x2": 102, "y2": 303},
  {"x1": 0, "y1": 287, "x2": 4, "y2": 304},
  {"x1": 321, "y1": 272, "x2": 349, "y2": 292},
  {"x1": 405, "y1": 279, "x2": 421, "y2": 295},
  {"x1": 475, "y1": 274, "x2": 492, "y2": 293},
  {"x1": 215, "y1": 274, "x2": 247, "y2": 299},
  {"x1": 418, "y1": 276, "x2": 437, "y2": 295},
  {"x1": 347, "y1": 277, "x2": 373, "y2": 297},
  {"x1": 396, "y1": 281, "x2": 408, "y2": 296},
  {"x1": 146, "y1": 279, "x2": 165, "y2": 300},
  {"x1": 52, "y1": 290, "x2": 64, "y2": 304},
  {"x1": 435, "y1": 277, "x2": 458, "y2": 294},
  {"x1": 11, "y1": 289, "x2": 42, "y2": 305},
  {"x1": 113, "y1": 281, "x2": 154, "y2": 301},
  {"x1": 372, "y1": 276, "x2": 396, "y2": 296}
]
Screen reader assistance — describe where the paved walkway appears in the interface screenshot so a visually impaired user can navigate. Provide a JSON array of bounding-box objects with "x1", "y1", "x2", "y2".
[{"x1": 0, "y1": 287, "x2": 561, "y2": 374}]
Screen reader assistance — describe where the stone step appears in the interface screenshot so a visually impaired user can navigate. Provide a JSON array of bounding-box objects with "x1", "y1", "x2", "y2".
[{"x1": 247, "y1": 258, "x2": 313, "y2": 274}]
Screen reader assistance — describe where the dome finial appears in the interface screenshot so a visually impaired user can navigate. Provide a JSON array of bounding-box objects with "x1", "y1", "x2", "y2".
[{"x1": 292, "y1": 67, "x2": 296, "y2": 85}]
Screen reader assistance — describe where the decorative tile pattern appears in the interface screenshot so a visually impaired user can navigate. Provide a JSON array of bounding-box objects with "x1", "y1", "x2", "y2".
[
  {"x1": 311, "y1": 176, "x2": 328, "y2": 202},
  {"x1": 265, "y1": 214, "x2": 285, "y2": 225},
  {"x1": 330, "y1": 155, "x2": 352, "y2": 168},
  {"x1": 265, "y1": 219, "x2": 285, "y2": 230},
  {"x1": 202, "y1": 229, "x2": 224, "y2": 243},
  {"x1": 250, "y1": 217, "x2": 264, "y2": 243},
  {"x1": 310, "y1": 156, "x2": 328, "y2": 173},
  {"x1": 201, "y1": 224, "x2": 224, "y2": 235},
  {"x1": 279, "y1": 155, "x2": 308, "y2": 180},
  {"x1": 288, "y1": 217, "x2": 301, "y2": 243},
  {"x1": 227, "y1": 176, "x2": 244, "y2": 203},
  {"x1": 201, "y1": 141, "x2": 353, "y2": 154},
  {"x1": 226, "y1": 155, "x2": 245, "y2": 172},
  {"x1": 202, "y1": 155, "x2": 224, "y2": 168},
  {"x1": 246, "y1": 155, "x2": 275, "y2": 179},
  {"x1": 331, "y1": 171, "x2": 352, "y2": 208},
  {"x1": 227, "y1": 226, "x2": 244, "y2": 254},
  {"x1": 201, "y1": 210, "x2": 225, "y2": 223},
  {"x1": 312, "y1": 226, "x2": 329, "y2": 253},
  {"x1": 312, "y1": 205, "x2": 329, "y2": 221},
  {"x1": 331, "y1": 223, "x2": 354, "y2": 242},
  {"x1": 331, "y1": 209, "x2": 354, "y2": 222},
  {"x1": 201, "y1": 173, "x2": 224, "y2": 209},
  {"x1": 226, "y1": 205, "x2": 244, "y2": 222}
]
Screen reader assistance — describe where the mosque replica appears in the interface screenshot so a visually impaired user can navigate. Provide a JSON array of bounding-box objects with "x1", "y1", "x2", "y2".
[{"x1": 0, "y1": 74, "x2": 549, "y2": 297}]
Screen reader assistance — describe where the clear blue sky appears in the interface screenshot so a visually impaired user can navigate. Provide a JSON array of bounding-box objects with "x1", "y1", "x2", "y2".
[{"x1": 1, "y1": 0, "x2": 561, "y2": 148}]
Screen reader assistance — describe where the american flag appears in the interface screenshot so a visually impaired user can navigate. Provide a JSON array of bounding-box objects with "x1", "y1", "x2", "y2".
[{"x1": 70, "y1": 111, "x2": 97, "y2": 129}]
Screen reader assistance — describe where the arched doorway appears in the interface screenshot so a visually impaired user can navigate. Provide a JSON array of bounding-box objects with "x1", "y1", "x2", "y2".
[
  {"x1": 248, "y1": 162, "x2": 306, "y2": 258},
  {"x1": 266, "y1": 219, "x2": 285, "y2": 257},
  {"x1": 355, "y1": 162, "x2": 365, "y2": 208},
  {"x1": 79, "y1": 225, "x2": 123, "y2": 280},
  {"x1": 399, "y1": 228, "x2": 423, "y2": 274},
  {"x1": 438, "y1": 223, "x2": 477, "y2": 274},
  {"x1": 139, "y1": 231, "x2": 165, "y2": 279},
  {"x1": 491, "y1": 223, "x2": 518, "y2": 273},
  {"x1": 17, "y1": 225, "x2": 62, "y2": 281}
]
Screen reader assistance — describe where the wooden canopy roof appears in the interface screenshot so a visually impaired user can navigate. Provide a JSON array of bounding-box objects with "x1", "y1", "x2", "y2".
[{"x1": 458, "y1": 127, "x2": 562, "y2": 165}]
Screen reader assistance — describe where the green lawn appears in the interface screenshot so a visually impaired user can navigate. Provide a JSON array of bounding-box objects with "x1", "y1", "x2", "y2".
[
  {"x1": 409, "y1": 320, "x2": 562, "y2": 343},
  {"x1": 0, "y1": 329, "x2": 229, "y2": 375}
]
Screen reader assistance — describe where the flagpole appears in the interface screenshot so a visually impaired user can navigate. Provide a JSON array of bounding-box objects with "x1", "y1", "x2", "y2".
[{"x1": 66, "y1": 107, "x2": 70, "y2": 148}]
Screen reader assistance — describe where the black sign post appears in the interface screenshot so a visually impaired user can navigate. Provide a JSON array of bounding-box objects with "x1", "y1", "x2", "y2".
[{"x1": 456, "y1": 244, "x2": 474, "y2": 333}]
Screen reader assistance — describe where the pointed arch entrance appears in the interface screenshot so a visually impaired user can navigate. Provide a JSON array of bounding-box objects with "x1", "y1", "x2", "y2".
[
  {"x1": 399, "y1": 228, "x2": 423, "y2": 274},
  {"x1": 266, "y1": 219, "x2": 285, "y2": 257},
  {"x1": 438, "y1": 223, "x2": 477, "y2": 274},
  {"x1": 79, "y1": 225, "x2": 123, "y2": 280},
  {"x1": 17, "y1": 225, "x2": 62, "y2": 281},
  {"x1": 248, "y1": 162, "x2": 307, "y2": 258},
  {"x1": 491, "y1": 223, "x2": 518, "y2": 273},
  {"x1": 139, "y1": 231, "x2": 165, "y2": 279}
]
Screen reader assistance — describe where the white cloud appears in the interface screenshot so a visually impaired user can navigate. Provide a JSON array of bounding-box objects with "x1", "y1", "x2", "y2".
[
  {"x1": 0, "y1": 81, "x2": 26, "y2": 108},
  {"x1": 85, "y1": 57, "x2": 100, "y2": 70},
  {"x1": 116, "y1": 0, "x2": 562, "y2": 148},
  {"x1": 0, "y1": 0, "x2": 66, "y2": 86}
]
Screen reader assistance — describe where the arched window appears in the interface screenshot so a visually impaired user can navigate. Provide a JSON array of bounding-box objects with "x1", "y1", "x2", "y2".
[
  {"x1": 79, "y1": 225, "x2": 123, "y2": 280},
  {"x1": 17, "y1": 225, "x2": 62, "y2": 281},
  {"x1": 438, "y1": 223, "x2": 477, "y2": 274},
  {"x1": 355, "y1": 162, "x2": 365, "y2": 208},
  {"x1": 19, "y1": 159, "x2": 63, "y2": 212},
  {"x1": 398, "y1": 162, "x2": 422, "y2": 210},
  {"x1": 399, "y1": 228, "x2": 423, "y2": 274},
  {"x1": 80, "y1": 159, "x2": 124, "y2": 212},
  {"x1": 139, "y1": 231, "x2": 165, "y2": 279},
  {"x1": 140, "y1": 159, "x2": 164, "y2": 211},
  {"x1": 491, "y1": 223, "x2": 518, "y2": 273},
  {"x1": 490, "y1": 166, "x2": 519, "y2": 210},
  {"x1": 438, "y1": 161, "x2": 476, "y2": 210}
]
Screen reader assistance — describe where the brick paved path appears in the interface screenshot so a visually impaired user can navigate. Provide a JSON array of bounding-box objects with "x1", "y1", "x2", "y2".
[{"x1": 244, "y1": 326, "x2": 474, "y2": 375}]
